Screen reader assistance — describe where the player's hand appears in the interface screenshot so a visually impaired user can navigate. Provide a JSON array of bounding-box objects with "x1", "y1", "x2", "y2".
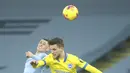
[
  {"x1": 25, "y1": 51, "x2": 34, "y2": 58},
  {"x1": 30, "y1": 60, "x2": 38, "y2": 65}
]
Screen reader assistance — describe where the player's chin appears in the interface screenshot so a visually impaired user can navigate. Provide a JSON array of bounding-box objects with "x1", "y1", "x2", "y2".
[{"x1": 53, "y1": 55, "x2": 57, "y2": 59}]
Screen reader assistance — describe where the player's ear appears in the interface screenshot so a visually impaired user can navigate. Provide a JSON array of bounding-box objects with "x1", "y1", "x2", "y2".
[{"x1": 60, "y1": 46, "x2": 64, "y2": 49}]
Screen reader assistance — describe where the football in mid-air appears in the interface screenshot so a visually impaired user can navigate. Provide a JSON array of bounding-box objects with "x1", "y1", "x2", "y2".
[{"x1": 62, "y1": 5, "x2": 79, "y2": 21}]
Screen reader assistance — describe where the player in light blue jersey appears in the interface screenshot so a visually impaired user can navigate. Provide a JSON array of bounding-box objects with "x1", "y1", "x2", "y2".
[{"x1": 24, "y1": 38, "x2": 50, "y2": 73}]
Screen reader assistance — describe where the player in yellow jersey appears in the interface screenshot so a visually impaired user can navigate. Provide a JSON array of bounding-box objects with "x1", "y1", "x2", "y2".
[{"x1": 31, "y1": 37, "x2": 102, "y2": 73}]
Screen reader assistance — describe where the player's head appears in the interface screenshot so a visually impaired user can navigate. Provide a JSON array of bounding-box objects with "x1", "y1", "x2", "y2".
[
  {"x1": 49, "y1": 37, "x2": 64, "y2": 59},
  {"x1": 37, "y1": 38, "x2": 50, "y2": 53}
]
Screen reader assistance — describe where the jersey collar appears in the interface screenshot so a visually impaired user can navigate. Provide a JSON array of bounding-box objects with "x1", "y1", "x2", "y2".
[
  {"x1": 64, "y1": 53, "x2": 68, "y2": 62},
  {"x1": 57, "y1": 53, "x2": 68, "y2": 62}
]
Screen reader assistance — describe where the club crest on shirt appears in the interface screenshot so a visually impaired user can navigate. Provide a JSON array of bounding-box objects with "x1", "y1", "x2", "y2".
[{"x1": 68, "y1": 64, "x2": 72, "y2": 68}]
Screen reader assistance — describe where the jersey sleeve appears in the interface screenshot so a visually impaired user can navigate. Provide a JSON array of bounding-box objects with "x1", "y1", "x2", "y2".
[
  {"x1": 31, "y1": 53, "x2": 47, "y2": 60},
  {"x1": 32, "y1": 60, "x2": 45, "y2": 68},
  {"x1": 32, "y1": 54, "x2": 51, "y2": 68},
  {"x1": 75, "y1": 56, "x2": 89, "y2": 69},
  {"x1": 75, "y1": 56, "x2": 102, "y2": 73},
  {"x1": 42, "y1": 54, "x2": 51, "y2": 66},
  {"x1": 31, "y1": 55, "x2": 41, "y2": 60},
  {"x1": 85, "y1": 64, "x2": 102, "y2": 73}
]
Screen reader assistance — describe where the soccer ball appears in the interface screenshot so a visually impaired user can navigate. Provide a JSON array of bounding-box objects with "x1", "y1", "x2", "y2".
[{"x1": 62, "y1": 5, "x2": 79, "y2": 21}]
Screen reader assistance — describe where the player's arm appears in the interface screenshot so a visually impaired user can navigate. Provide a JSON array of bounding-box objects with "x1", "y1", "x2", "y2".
[
  {"x1": 31, "y1": 60, "x2": 46, "y2": 68},
  {"x1": 31, "y1": 53, "x2": 47, "y2": 60},
  {"x1": 76, "y1": 58, "x2": 102, "y2": 73},
  {"x1": 26, "y1": 51, "x2": 47, "y2": 60},
  {"x1": 31, "y1": 55, "x2": 41, "y2": 60},
  {"x1": 31, "y1": 54, "x2": 50, "y2": 68},
  {"x1": 84, "y1": 64, "x2": 102, "y2": 73}
]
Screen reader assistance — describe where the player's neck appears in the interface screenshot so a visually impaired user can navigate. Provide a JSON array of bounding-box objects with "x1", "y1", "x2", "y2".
[{"x1": 59, "y1": 51, "x2": 65, "y2": 59}]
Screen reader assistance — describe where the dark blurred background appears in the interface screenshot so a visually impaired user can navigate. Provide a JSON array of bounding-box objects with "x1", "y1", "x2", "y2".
[{"x1": 0, "y1": 0, "x2": 130, "y2": 73}]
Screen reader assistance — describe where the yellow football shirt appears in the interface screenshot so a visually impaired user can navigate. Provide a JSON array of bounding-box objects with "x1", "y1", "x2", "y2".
[{"x1": 32, "y1": 53, "x2": 88, "y2": 73}]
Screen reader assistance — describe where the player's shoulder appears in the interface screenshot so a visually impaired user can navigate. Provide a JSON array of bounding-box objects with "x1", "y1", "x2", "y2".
[
  {"x1": 44, "y1": 53, "x2": 53, "y2": 58},
  {"x1": 42, "y1": 53, "x2": 47, "y2": 55},
  {"x1": 67, "y1": 53, "x2": 79, "y2": 60},
  {"x1": 39, "y1": 53, "x2": 47, "y2": 56}
]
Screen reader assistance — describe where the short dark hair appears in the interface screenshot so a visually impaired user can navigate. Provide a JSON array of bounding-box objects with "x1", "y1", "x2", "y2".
[{"x1": 49, "y1": 37, "x2": 64, "y2": 47}]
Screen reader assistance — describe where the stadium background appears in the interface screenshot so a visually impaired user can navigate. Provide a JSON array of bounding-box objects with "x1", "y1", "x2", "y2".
[{"x1": 0, "y1": 0, "x2": 130, "y2": 73}]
